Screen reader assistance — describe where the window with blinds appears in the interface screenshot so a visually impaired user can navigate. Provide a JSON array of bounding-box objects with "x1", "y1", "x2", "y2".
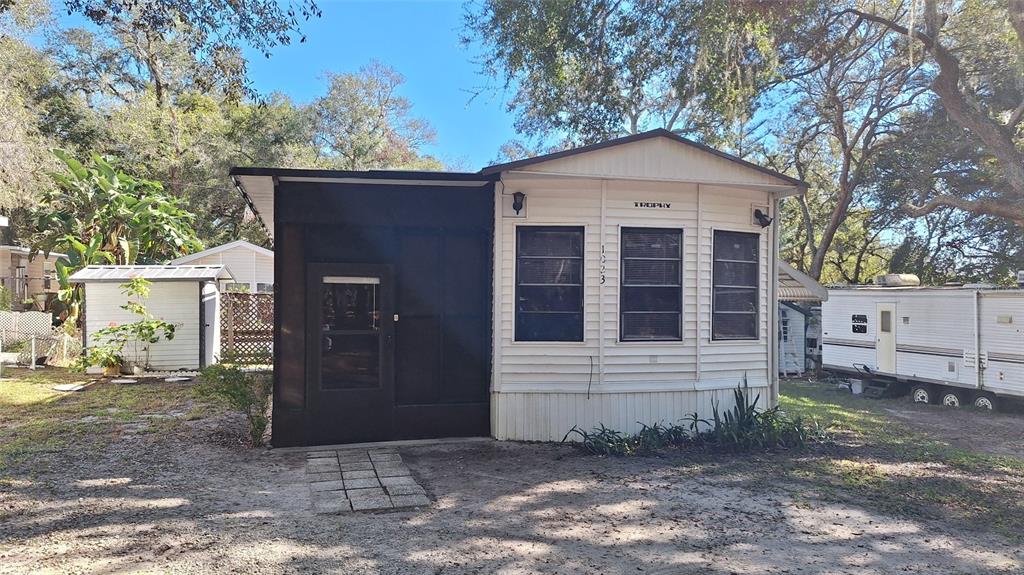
[
  {"x1": 712, "y1": 230, "x2": 759, "y2": 340},
  {"x1": 620, "y1": 228, "x2": 682, "y2": 341},
  {"x1": 515, "y1": 226, "x2": 584, "y2": 341}
]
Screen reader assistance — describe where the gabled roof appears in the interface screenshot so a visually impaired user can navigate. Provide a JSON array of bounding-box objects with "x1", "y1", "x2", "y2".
[
  {"x1": 480, "y1": 129, "x2": 807, "y2": 189},
  {"x1": 778, "y1": 261, "x2": 828, "y2": 302},
  {"x1": 69, "y1": 265, "x2": 233, "y2": 283},
  {"x1": 170, "y1": 240, "x2": 273, "y2": 264}
]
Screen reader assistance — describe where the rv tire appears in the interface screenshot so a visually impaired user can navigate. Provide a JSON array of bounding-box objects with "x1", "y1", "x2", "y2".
[
  {"x1": 940, "y1": 389, "x2": 964, "y2": 408},
  {"x1": 972, "y1": 392, "x2": 997, "y2": 411},
  {"x1": 910, "y1": 384, "x2": 933, "y2": 405}
]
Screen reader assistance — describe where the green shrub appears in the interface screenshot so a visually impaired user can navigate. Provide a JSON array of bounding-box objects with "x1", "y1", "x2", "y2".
[
  {"x1": 564, "y1": 385, "x2": 830, "y2": 456},
  {"x1": 0, "y1": 285, "x2": 11, "y2": 311},
  {"x1": 196, "y1": 364, "x2": 272, "y2": 446}
]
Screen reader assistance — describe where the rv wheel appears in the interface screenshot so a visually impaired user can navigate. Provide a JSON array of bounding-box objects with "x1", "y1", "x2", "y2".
[
  {"x1": 973, "y1": 393, "x2": 997, "y2": 411},
  {"x1": 940, "y1": 390, "x2": 964, "y2": 408},
  {"x1": 910, "y1": 384, "x2": 932, "y2": 405}
]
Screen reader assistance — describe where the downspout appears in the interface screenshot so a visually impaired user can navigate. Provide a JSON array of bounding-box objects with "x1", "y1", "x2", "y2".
[{"x1": 769, "y1": 197, "x2": 782, "y2": 406}]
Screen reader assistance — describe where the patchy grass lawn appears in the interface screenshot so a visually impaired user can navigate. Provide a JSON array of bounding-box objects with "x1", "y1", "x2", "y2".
[
  {"x1": 775, "y1": 380, "x2": 1024, "y2": 540},
  {"x1": 0, "y1": 367, "x2": 221, "y2": 477}
]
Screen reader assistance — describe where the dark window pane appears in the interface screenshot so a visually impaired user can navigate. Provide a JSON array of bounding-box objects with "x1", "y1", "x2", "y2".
[
  {"x1": 322, "y1": 281, "x2": 379, "y2": 331},
  {"x1": 622, "y1": 230, "x2": 680, "y2": 259},
  {"x1": 713, "y1": 261, "x2": 758, "y2": 287},
  {"x1": 321, "y1": 333, "x2": 379, "y2": 389},
  {"x1": 518, "y1": 258, "x2": 582, "y2": 285},
  {"x1": 516, "y1": 227, "x2": 584, "y2": 341},
  {"x1": 713, "y1": 231, "x2": 758, "y2": 262},
  {"x1": 712, "y1": 230, "x2": 759, "y2": 340},
  {"x1": 519, "y1": 229, "x2": 583, "y2": 257},
  {"x1": 622, "y1": 312, "x2": 681, "y2": 340},
  {"x1": 518, "y1": 286, "x2": 583, "y2": 312},
  {"x1": 712, "y1": 313, "x2": 758, "y2": 339},
  {"x1": 621, "y1": 286, "x2": 681, "y2": 312},
  {"x1": 516, "y1": 312, "x2": 582, "y2": 341},
  {"x1": 713, "y1": 288, "x2": 757, "y2": 313},
  {"x1": 621, "y1": 228, "x2": 683, "y2": 341},
  {"x1": 623, "y1": 259, "x2": 680, "y2": 285}
]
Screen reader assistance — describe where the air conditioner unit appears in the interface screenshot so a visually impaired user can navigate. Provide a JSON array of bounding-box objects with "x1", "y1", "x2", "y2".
[{"x1": 875, "y1": 273, "x2": 921, "y2": 287}]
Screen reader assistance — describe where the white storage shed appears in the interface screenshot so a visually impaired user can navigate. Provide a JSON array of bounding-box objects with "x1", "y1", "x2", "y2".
[
  {"x1": 778, "y1": 261, "x2": 828, "y2": 376},
  {"x1": 170, "y1": 240, "x2": 274, "y2": 293},
  {"x1": 71, "y1": 265, "x2": 234, "y2": 371}
]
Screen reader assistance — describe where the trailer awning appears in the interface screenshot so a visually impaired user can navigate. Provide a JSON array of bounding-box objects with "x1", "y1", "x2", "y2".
[{"x1": 779, "y1": 261, "x2": 827, "y2": 302}]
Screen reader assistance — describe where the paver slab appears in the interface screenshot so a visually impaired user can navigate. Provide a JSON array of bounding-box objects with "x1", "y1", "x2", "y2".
[
  {"x1": 307, "y1": 461, "x2": 340, "y2": 474},
  {"x1": 390, "y1": 494, "x2": 430, "y2": 508},
  {"x1": 339, "y1": 461, "x2": 374, "y2": 472},
  {"x1": 307, "y1": 471, "x2": 343, "y2": 482},
  {"x1": 346, "y1": 487, "x2": 387, "y2": 499},
  {"x1": 373, "y1": 464, "x2": 411, "y2": 478},
  {"x1": 342, "y1": 469, "x2": 377, "y2": 480},
  {"x1": 385, "y1": 484, "x2": 426, "y2": 496},
  {"x1": 350, "y1": 496, "x2": 392, "y2": 511},
  {"x1": 306, "y1": 451, "x2": 337, "y2": 459},
  {"x1": 368, "y1": 453, "x2": 401, "y2": 463},
  {"x1": 309, "y1": 480, "x2": 346, "y2": 492},
  {"x1": 380, "y1": 475, "x2": 418, "y2": 487},
  {"x1": 345, "y1": 477, "x2": 382, "y2": 489},
  {"x1": 313, "y1": 495, "x2": 352, "y2": 514}
]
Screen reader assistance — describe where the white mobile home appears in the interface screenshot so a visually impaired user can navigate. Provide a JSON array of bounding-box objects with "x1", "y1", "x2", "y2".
[
  {"x1": 822, "y1": 283, "x2": 1024, "y2": 409},
  {"x1": 71, "y1": 265, "x2": 234, "y2": 371},
  {"x1": 171, "y1": 240, "x2": 274, "y2": 293},
  {"x1": 231, "y1": 129, "x2": 808, "y2": 446}
]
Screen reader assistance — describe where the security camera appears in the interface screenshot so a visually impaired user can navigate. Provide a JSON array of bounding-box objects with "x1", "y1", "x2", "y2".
[{"x1": 754, "y1": 208, "x2": 773, "y2": 228}]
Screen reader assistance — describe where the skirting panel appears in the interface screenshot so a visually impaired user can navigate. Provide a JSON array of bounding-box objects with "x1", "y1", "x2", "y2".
[{"x1": 490, "y1": 386, "x2": 770, "y2": 442}]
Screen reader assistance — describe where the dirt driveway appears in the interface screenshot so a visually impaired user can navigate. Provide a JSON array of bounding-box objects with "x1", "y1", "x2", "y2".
[{"x1": 1, "y1": 374, "x2": 1023, "y2": 574}]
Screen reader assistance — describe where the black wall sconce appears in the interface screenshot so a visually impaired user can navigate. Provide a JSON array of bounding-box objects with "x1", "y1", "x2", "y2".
[
  {"x1": 512, "y1": 191, "x2": 526, "y2": 215},
  {"x1": 754, "y1": 208, "x2": 773, "y2": 228}
]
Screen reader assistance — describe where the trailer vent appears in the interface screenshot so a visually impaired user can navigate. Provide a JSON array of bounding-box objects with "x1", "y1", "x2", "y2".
[{"x1": 874, "y1": 273, "x2": 921, "y2": 287}]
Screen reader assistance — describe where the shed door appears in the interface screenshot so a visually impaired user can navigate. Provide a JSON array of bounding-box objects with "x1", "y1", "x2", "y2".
[
  {"x1": 307, "y1": 263, "x2": 395, "y2": 444},
  {"x1": 875, "y1": 302, "x2": 896, "y2": 373}
]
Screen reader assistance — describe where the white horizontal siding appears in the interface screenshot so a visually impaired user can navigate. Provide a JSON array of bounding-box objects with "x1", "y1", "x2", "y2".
[
  {"x1": 492, "y1": 387, "x2": 770, "y2": 442},
  {"x1": 84, "y1": 282, "x2": 201, "y2": 370},
  {"x1": 185, "y1": 246, "x2": 274, "y2": 292}
]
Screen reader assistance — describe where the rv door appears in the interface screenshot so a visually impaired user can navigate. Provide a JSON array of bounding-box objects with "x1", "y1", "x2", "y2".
[{"x1": 876, "y1": 302, "x2": 896, "y2": 374}]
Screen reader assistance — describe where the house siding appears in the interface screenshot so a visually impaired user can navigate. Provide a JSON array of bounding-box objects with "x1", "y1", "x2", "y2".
[
  {"x1": 184, "y1": 246, "x2": 274, "y2": 292},
  {"x1": 492, "y1": 174, "x2": 775, "y2": 441}
]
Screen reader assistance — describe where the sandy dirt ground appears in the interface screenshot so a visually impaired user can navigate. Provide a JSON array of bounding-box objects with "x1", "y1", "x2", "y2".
[{"x1": 2, "y1": 406, "x2": 1023, "y2": 575}]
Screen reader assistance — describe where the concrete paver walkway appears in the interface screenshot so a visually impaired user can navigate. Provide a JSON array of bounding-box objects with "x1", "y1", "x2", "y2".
[{"x1": 305, "y1": 449, "x2": 429, "y2": 513}]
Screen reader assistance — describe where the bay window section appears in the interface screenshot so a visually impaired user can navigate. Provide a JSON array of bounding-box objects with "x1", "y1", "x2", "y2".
[
  {"x1": 712, "y1": 230, "x2": 759, "y2": 340},
  {"x1": 515, "y1": 226, "x2": 584, "y2": 342},
  {"x1": 620, "y1": 228, "x2": 682, "y2": 341}
]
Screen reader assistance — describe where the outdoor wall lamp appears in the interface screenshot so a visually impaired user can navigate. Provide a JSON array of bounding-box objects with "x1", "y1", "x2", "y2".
[
  {"x1": 512, "y1": 191, "x2": 526, "y2": 215},
  {"x1": 754, "y1": 208, "x2": 773, "y2": 228}
]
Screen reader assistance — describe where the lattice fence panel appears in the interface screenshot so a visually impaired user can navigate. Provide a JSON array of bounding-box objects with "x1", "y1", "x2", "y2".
[{"x1": 220, "y1": 292, "x2": 273, "y2": 364}]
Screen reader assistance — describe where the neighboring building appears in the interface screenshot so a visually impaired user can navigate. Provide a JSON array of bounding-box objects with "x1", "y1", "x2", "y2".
[
  {"x1": 170, "y1": 240, "x2": 274, "y2": 293},
  {"x1": 777, "y1": 261, "x2": 828, "y2": 376},
  {"x1": 231, "y1": 129, "x2": 808, "y2": 447},
  {"x1": 0, "y1": 245, "x2": 64, "y2": 305},
  {"x1": 70, "y1": 265, "x2": 234, "y2": 371}
]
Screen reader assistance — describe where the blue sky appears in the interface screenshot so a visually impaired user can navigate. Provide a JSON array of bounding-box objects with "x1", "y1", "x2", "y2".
[{"x1": 241, "y1": 0, "x2": 517, "y2": 169}]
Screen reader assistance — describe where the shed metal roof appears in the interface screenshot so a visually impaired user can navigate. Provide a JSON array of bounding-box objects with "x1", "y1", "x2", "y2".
[
  {"x1": 69, "y1": 265, "x2": 233, "y2": 283},
  {"x1": 779, "y1": 261, "x2": 828, "y2": 302},
  {"x1": 170, "y1": 240, "x2": 274, "y2": 264}
]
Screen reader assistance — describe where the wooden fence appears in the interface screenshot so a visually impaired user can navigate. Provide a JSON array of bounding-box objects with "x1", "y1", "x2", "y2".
[{"x1": 220, "y1": 292, "x2": 273, "y2": 364}]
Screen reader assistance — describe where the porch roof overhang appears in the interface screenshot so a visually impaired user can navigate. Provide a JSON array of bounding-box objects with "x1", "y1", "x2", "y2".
[
  {"x1": 778, "y1": 261, "x2": 828, "y2": 303},
  {"x1": 229, "y1": 167, "x2": 498, "y2": 241}
]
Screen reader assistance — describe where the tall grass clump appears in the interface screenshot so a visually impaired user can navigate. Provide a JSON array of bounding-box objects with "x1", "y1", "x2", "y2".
[
  {"x1": 564, "y1": 385, "x2": 830, "y2": 456},
  {"x1": 196, "y1": 364, "x2": 272, "y2": 446}
]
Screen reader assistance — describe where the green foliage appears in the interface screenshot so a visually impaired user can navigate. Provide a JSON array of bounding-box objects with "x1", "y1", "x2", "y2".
[
  {"x1": 565, "y1": 385, "x2": 830, "y2": 456},
  {"x1": 0, "y1": 285, "x2": 11, "y2": 312},
  {"x1": 196, "y1": 364, "x2": 272, "y2": 446},
  {"x1": 72, "y1": 278, "x2": 176, "y2": 371},
  {"x1": 31, "y1": 151, "x2": 202, "y2": 323}
]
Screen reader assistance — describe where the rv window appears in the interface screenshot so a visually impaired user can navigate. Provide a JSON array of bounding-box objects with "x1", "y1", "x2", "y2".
[
  {"x1": 620, "y1": 228, "x2": 682, "y2": 341},
  {"x1": 880, "y1": 310, "x2": 892, "y2": 333},
  {"x1": 852, "y1": 325, "x2": 867, "y2": 334},
  {"x1": 515, "y1": 226, "x2": 584, "y2": 341},
  {"x1": 852, "y1": 314, "x2": 867, "y2": 323},
  {"x1": 712, "y1": 230, "x2": 759, "y2": 340}
]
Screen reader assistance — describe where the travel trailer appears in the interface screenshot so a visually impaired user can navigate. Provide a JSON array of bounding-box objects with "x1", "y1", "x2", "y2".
[{"x1": 822, "y1": 274, "x2": 1024, "y2": 410}]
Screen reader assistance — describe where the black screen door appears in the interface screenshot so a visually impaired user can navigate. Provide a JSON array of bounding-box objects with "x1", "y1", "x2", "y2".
[{"x1": 307, "y1": 263, "x2": 395, "y2": 444}]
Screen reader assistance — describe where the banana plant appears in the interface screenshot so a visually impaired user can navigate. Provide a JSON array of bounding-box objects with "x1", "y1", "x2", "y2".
[{"x1": 31, "y1": 150, "x2": 203, "y2": 326}]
